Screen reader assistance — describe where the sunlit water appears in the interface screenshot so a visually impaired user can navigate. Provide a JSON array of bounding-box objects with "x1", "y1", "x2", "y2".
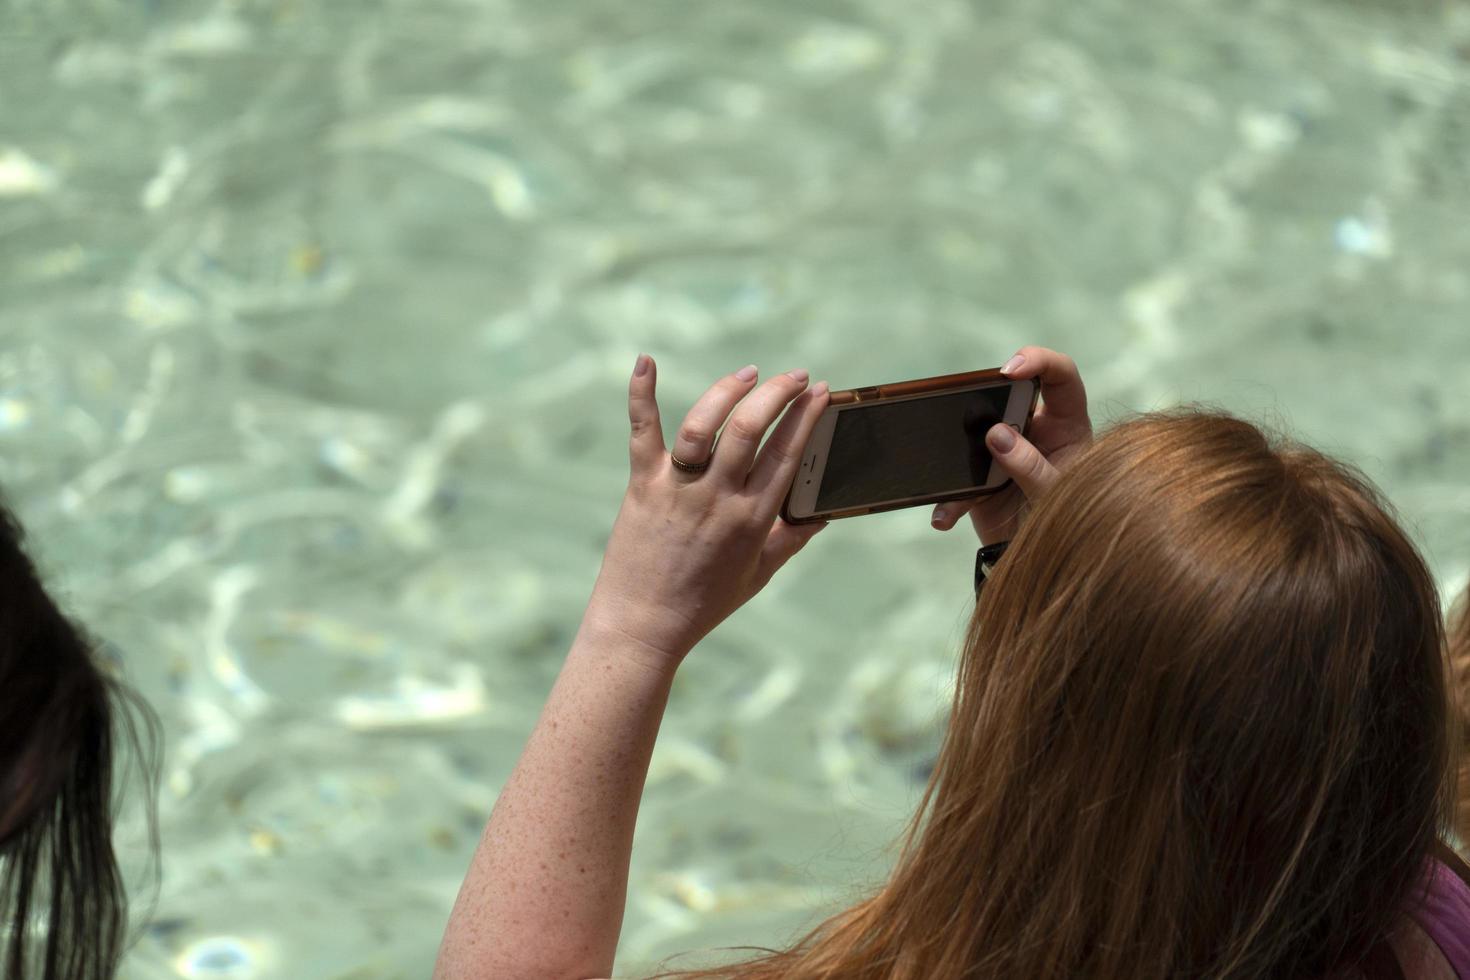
[{"x1": 2, "y1": 0, "x2": 1469, "y2": 976}]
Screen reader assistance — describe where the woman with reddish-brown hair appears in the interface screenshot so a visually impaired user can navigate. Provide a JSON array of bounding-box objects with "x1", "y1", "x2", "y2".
[{"x1": 434, "y1": 347, "x2": 1470, "y2": 980}]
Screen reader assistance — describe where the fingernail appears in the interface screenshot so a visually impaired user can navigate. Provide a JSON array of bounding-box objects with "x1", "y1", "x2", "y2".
[
  {"x1": 787, "y1": 368, "x2": 809, "y2": 383},
  {"x1": 990, "y1": 424, "x2": 1016, "y2": 453},
  {"x1": 1001, "y1": 353, "x2": 1026, "y2": 376},
  {"x1": 737, "y1": 364, "x2": 758, "y2": 382},
  {"x1": 932, "y1": 508, "x2": 949, "y2": 527},
  {"x1": 634, "y1": 353, "x2": 650, "y2": 377},
  {"x1": 812, "y1": 381, "x2": 829, "y2": 397}
]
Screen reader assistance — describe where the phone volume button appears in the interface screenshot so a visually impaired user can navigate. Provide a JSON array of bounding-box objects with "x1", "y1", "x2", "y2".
[{"x1": 854, "y1": 386, "x2": 880, "y2": 401}]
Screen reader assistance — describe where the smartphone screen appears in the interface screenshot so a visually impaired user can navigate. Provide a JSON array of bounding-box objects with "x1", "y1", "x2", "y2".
[{"x1": 813, "y1": 385, "x2": 1012, "y2": 512}]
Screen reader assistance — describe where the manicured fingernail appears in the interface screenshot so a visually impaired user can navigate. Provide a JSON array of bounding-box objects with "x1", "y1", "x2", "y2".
[
  {"x1": 990, "y1": 424, "x2": 1016, "y2": 452},
  {"x1": 932, "y1": 508, "x2": 949, "y2": 527},
  {"x1": 634, "y1": 353, "x2": 650, "y2": 377},
  {"x1": 737, "y1": 364, "x2": 758, "y2": 382},
  {"x1": 1001, "y1": 353, "x2": 1026, "y2": 376},
  {"x1": 812, "y1": 381, "x2": 829, "y2": 397},
  {"x1": 787, "y1": 368, "x2": 809, "y2": 383}
]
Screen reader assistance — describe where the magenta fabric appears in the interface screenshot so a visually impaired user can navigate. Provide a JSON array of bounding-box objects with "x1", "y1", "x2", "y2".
[{"x1": 1410, "y1": 857, "x2": 1470, "y2": 978}]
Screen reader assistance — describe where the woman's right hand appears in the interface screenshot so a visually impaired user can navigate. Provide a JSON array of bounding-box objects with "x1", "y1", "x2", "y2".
[{"x1": 930, "y1": 346, "x2": 1093, "y2": 545}]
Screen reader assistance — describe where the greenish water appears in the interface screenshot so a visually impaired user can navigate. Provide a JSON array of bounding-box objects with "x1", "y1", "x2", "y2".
[{"x1": 2, "y1": 0, "x2": 1469, "y2": 976}]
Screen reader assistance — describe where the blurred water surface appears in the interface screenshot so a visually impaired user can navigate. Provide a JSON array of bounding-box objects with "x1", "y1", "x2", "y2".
[{"x1": 2, "y1": 0, "x2": 1470, "y2": 976}]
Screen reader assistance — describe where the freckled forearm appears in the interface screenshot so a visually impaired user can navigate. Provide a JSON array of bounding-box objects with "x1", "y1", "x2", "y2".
[{"x1": 434, "y1": 609, "x2": 682, "y2": 980}]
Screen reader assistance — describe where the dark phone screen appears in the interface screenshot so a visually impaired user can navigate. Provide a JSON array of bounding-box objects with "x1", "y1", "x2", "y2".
[{"x1": 813, "y1": 384, "x2": 1013, "y2": 512}]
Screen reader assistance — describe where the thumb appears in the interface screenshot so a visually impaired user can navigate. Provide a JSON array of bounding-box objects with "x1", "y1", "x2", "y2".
[
  {"x1": 986, "y1": 424, "x2": 1060, "y2": 499},
  {"x1": 754, "y1": 519, "x2": 827, "y2": 590}
]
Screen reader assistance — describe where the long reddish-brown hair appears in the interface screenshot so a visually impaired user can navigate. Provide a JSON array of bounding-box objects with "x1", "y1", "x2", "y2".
[
  {"x1": 1449, "y1": 584, "x2": 1470, "y2": 844},
  {"x1": 648, "y1": 409, "x2": 1457, "y2": 980}
]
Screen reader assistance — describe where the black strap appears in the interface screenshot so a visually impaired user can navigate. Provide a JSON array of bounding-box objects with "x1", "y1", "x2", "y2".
[
  {"x1": 1434, "y1": 838, "x2": 1470, "y2": 893},
  {"x1": 974, "y1": 541, "x2": 1009, "y2": 600}
]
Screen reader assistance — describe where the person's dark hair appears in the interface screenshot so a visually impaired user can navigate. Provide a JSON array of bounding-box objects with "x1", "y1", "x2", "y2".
[{"x1": 0, "y1": 495, "x2": 161, "y2": 980}]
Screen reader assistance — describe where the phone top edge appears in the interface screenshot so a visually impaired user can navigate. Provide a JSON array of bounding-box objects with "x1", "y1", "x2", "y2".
[
  {"x1": 826, "y1": 366, "x2": 1012, "y2": 405},
  {"x1": 782, "y1": 401, "x2": 839, "y2": 520}
]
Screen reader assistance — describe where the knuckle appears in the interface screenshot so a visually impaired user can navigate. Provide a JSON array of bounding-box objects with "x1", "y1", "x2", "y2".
[
  {"x1": 764, "y1": 439, "x2": 798, "y2": 467},
  {"x1": 1016, "y1": 444, "x2": 1043, "y2": 474},
  {"x1": 725, "y1": 414, "x2": 764, "y2": 442},
  {"x1": 732, "y1": 491, "x2": 763, "y2": 520},
  {"x1": 678, "y1": 421, "x2": 712, "y2": 445}
]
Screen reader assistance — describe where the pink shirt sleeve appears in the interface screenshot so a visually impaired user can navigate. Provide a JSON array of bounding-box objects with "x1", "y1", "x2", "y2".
[{"x1": 1408, "y1": 857, "x2": 1470, "y2": 978}]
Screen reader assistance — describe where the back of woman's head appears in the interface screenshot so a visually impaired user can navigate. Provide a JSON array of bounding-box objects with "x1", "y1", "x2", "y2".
[
  {"x1": 910, "y1": 408, "x2": 1455, "y2": 978},
  {"x1": 650, "y1": 408, "x2": 1455, "y2": 980},
  {"x1": 0, "y1": 497, "x2": 159, "y2": 980}
]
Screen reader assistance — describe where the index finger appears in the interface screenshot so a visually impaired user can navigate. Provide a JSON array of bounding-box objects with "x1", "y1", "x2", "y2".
[{"x1": 1003, "y1": 345, "x2": 1088, "y2": 423}]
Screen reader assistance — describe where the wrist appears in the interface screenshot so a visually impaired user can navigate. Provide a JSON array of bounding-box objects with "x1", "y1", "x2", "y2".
[{"x1": 578, "y1": 598, "x2": 693, "y2": 676}]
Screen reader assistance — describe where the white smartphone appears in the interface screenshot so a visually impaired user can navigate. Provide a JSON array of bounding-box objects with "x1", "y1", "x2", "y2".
[{"x1": 780, "y1": 368, "x2": 1040, "y2": 524}]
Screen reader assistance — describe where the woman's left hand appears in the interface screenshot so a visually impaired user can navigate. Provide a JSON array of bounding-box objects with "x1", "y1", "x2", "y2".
[{"x1": 582, "y1": 355, "x2": 831, "y2": 671}]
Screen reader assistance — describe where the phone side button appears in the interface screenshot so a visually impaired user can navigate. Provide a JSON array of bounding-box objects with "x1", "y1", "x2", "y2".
[{"x1": 853, "y1": 386, "x2": 880, "y2": 401}]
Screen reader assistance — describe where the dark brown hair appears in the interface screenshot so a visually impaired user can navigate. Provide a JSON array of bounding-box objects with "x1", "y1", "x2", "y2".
[
  {"x1": 649, "y1": 409, "x2": 1457, "y2": 979},
  {"x1": 0, "y1": 496, "x2": 161, "y2": 980}
]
